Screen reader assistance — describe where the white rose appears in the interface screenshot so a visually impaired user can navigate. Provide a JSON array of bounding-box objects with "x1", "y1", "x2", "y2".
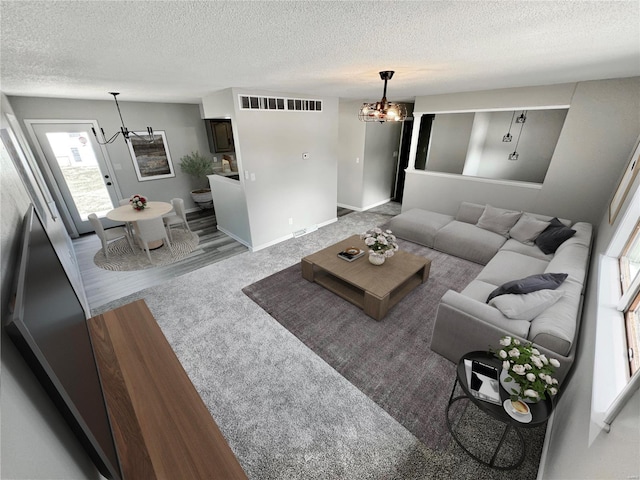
[
  {"x1": 526, "y1": 373, "x2": 536, "y2": 382},
  {"x1": 508, "y1": 348, "x2": 520, "y2": 358},
  {"x1": 531, "y1": 356, "x2": 544, "y2": 369},
  {"x1": 549, "y1": 358, "x2": 560, "y2": 368},
  {"x1": 524, "y1": 363, "x2": 532, "y2": 370},
  {"x1": 549, "y1": 387, "x2": 558, "y2": 396},
  {"x1": 540, "y1": 354, "x2": 549, "y2": 365},
  {"x1": 524, "y1": 389, "x2": 539, "y2": 399},
  {"x1": 513, "y1": 339, "x2": 521, "y2": 345},
  {"x1": 512, "y1": 364, "x2": 526, "y2": 375},
  {"x1": 544, "y1": 375, "x2": 553, "y2": 385},
  {"x1": 531, "y1": 348, "x2": 540, "y2": 355},
  {"x1": 499, "y1": 350, "x2": 508, "y2": 359},
  {"x1": 552, "y1": 378, "x2": 559, "y2": 385},
  {"x1": 500, "y1": 336, "x2": 512, "y2": 347},
  {"x1": 503, "y1": 360, "x2": 511, "y2": 370}
]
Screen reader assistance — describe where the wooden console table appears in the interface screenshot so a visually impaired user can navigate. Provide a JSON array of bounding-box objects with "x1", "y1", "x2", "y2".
[{"x1": 88, "y1": 300, "x2": 247, "y2": 479}]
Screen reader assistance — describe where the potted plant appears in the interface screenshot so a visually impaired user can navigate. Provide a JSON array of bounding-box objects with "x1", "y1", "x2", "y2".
[{"x1": 179, "y1": 151, "x2": 214, "y2": 209}]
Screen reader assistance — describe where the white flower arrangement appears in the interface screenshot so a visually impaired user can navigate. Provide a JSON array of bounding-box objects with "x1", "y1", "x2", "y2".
[
  {"x1": 360, "y1": 228, "x2": 399, "y2": 258},
  {"x1": 493, "y1": 335, "x2": 560, "y2": 402},
  {"x1": 129, "y1": 194, "x2": 147, "y2": 211}
]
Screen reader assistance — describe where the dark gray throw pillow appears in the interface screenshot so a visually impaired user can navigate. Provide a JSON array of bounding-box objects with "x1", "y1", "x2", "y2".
[
  {"x1": 486, "y1": 273, "x2": 568, "y2": 303},
  {"x1": 534, "y1": 218, "x2": 576, "y2": 254}
]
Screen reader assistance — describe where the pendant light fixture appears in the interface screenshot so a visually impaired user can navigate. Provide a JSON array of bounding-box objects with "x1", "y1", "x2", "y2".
[
  {"x1": 92, "y1": 92, "x2": 155, "y2": 145},
  {"x1": 509, "y1": 117, "x2": 526, "y2": 161},
  {"x1": 516, "y1": 110, "x2": 527, "y2": 123},
  {"x1": 502, "y1": 111, "x2": 516, "y2": 142},
  {"x1": 358, "y1": 71, "x2": 407, "y2": 123}
]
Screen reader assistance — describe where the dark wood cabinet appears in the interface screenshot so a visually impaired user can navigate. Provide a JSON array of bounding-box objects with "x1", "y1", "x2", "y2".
[{"x1": 206, "y1": 119, "x2": 234, "y2": 153}]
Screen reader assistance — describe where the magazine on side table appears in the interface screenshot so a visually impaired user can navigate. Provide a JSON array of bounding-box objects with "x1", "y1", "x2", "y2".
[{"x1": 464, "y1": 359, "x2": 501, "y2": 405}]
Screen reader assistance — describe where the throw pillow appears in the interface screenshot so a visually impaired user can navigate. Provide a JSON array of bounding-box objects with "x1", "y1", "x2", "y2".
[
  {"x1": 476, "y1": 205, "x2": 523, "y2": 237},
  {"x1": 489, "y1": 289, "x2": 564, "y2": 321},
  {"x1": 534, "y1": 218, "x2": 576, "y2": 254},
  {"x1": 486, "y1": 272, "x2": 568, "y2": 303},
  {"x1": 455, "y1": 202, "x2": 486, "y2": 224},
  {"x1": 509, "y1": 214, "x2": 551, "y2": 245}
]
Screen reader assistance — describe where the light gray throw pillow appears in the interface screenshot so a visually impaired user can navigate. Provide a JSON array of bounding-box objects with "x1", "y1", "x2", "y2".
[
  {"x1": 489, "y1": 289, "x2": 564, "y2": 321},
  {"x1": 509, "y1": 214, "x2": 551, "y2": 245},
  {"x1": 476, "y1": 205, "x2": 522, "y2": 237}
]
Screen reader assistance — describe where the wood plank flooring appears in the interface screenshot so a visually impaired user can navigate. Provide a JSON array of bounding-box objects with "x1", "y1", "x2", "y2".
[{"x1": 74, "y1": 210, "x2": 248, "y2": 311}]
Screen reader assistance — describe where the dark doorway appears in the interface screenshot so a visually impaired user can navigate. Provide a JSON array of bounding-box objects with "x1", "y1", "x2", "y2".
[{"x1": 393, "y1": 118, "x2": 414, "y2": 202}]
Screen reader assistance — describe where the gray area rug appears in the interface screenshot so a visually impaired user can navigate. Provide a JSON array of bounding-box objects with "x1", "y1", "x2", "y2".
[
  {"x1": 95, "y1": 205, "x2": 548, "y2": 479},
  {"x1": 93, "y1": 229, "x2": 199, "y2": 271},
  {"x1": 242, "y1": 241, "x2": 484, "y2": 452}
]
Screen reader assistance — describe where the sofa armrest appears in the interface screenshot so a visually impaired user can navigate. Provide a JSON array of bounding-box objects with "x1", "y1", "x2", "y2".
[{"x1": 430, "y1": 290, "x2": 573, "y2": 384}]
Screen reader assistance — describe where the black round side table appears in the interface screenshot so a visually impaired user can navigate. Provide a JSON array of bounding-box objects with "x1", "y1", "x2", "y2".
[{"x1": 446, "y1": 351, "x2": 553, "y2": 470}]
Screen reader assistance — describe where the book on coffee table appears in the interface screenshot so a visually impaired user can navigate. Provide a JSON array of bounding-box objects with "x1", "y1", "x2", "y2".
[
  {"x1": 337, "y1": 248, "x2": 365, "y2": 262},
  {"x1": 465, "y1": 359, "x2": 501, "y2": 405}
]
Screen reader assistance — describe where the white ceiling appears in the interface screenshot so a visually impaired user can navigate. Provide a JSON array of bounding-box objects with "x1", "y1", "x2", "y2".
[{"x1": 1, "y1": 1, "x2": 639, "y2": 105}]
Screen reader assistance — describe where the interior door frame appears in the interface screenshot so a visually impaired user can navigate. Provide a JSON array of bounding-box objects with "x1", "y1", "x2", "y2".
[{"x1": 24, "y1": 119, "x2": 124, "y2": 237}]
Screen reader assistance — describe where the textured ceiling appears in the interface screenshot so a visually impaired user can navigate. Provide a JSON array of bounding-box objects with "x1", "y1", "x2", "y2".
[{"x1": 1, "y1": 1, "x2": 639, "y2": 104}]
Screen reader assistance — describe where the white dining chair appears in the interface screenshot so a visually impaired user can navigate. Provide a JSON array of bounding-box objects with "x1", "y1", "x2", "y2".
[
  {"x1": 88, "y1": 213, "x2": 134, "y2": 259},
  {"x1": 118, "y1": 198, "x2": 135, "y2": 236},
  {"x1": 135, "y1": 216, "x2": 173, "y2": 264},
  {"x1": 163, "y1": 198, "x2": 190, "y2": 241}
]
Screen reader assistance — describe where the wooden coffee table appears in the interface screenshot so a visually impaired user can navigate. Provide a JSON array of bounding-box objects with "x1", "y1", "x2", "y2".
[{"x1": 301, "y1": 235, "x2": 431, "y2": 320}]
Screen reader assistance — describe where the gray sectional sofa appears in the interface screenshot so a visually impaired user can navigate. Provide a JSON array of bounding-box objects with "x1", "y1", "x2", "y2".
[{"x1": 386, "y1": 202, "x2": 593, "y2": 384}]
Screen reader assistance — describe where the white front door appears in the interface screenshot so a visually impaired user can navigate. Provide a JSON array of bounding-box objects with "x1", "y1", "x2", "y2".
[{"x1": 28, "y1": 121, "x2": 122, "y2": 235}]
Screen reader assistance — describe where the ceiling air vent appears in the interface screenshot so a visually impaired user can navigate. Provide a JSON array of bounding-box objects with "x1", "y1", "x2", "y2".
[{"x1": 239, "y1": 95, "x2": 322, "y2": 112}]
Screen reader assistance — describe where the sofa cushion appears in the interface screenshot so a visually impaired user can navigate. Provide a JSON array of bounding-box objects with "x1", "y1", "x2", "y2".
[
  {"x1": 555, "y1": 222, "x2": 592, "y2": 252},
  {"x1": 535, "y1": 218, "x2": 576, "y2": 254},
  {"x1": 476, "y1": 205, "x2": 523, "y2": 237},
  {"x1": 500, "y1": 239, "x2": 554, "y2": 261},
  {"x1": 461, "y1": 280, "x2": 499, "y2": 303},
  {"x1": 386, "y1": 209, "x2": 453, "y2": 248},
  {"x1": 528, "y1": 280, "x2": 582, "y2": 355},
  {"x1": 434, "y1": 221, "x2": 507, "y2": 264},
  {"x1": 477, "y1": 250, "x2": 549, "y2": 286},
  {"x1": 488, "y1": 289, "x2": 564, "y2": 321},
  {"x1": 509, "y1": 214, "x2": 550, "y2": 245},
  {"x1": 486, "y1": 272, "x2": 569, "y2": 303},
  {"x1": 455, "y1": 202, "x2": 486, "y2": 224},
  {"x1": 544, "y1": 244, "x2": 590, "y2": 286}
]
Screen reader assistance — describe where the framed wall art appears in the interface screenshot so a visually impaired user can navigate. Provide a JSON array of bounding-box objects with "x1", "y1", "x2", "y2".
[
  {"x1": 610, "y1": 134, "x2": 640, "y2": 225},
  {"x1": 128, "y1": 131, "x2": 175, "y2": 181}
]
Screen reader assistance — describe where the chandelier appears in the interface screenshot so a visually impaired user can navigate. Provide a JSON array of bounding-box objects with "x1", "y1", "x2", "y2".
[
  {"x1": 92, "y1": 92, "x2": 155, "y2": 145},
  {"x1": 358, "y1": 71, "x2": 407, "y2": 123}
]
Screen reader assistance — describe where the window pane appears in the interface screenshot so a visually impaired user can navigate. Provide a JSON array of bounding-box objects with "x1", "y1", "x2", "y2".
[
  {"x1": 620, "y1": 222, "x2": 640, "y2": 292},
  {"x1": 625, "y1": 297, "x2": 640, "y2": 375}
]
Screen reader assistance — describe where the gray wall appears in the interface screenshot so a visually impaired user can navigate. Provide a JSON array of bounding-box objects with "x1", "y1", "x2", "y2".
[
  {"x1": 337, "y1": 100, "x2": 402, "y2": 211},
  {"x1": 8, "y1": 96, "x2": 210, "y2": 213},
  {"x1": 362, "y1": 121, "x2": 402, "y2": 208},
  {"x1": 201, "y1": 88, "x2": 339, "y2": 250},
  {"x1": 426, "y1": 113, "x2": 473, "y2": 174},
  {"x1": 337, "y1": 100, "x2": 365, "y2": 209},
  {"x1": 403, "y1": 77, "x2": 640, "y2": 226},
  {"x1": 543, "y1": 146, "x2": 640, "y2": 479},
  {"x1": 1, "y1": 95, "x2": 100, "y2": 479}
]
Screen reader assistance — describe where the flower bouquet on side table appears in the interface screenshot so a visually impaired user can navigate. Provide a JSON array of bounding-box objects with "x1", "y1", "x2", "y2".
[
  {"x1": 360, "y1": 228, "x2": 399, "y2": 265},
  {"x1": 129, "y1": 194, "x2": 147, "y2": 211},
  {"x1": 493, "y1": 335, "x2": 560, "y2": 403}
]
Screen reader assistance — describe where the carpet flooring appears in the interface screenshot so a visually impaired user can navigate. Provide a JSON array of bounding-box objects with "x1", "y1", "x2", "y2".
[
  {"x1": 242, "y1": 241, "x2": 548, "y2": 472},
  {"x1": 94, "y1": 204, "x2": 548, "y2": 479}
]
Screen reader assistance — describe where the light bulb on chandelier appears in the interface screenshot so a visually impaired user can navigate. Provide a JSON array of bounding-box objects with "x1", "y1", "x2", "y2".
[{"x1": 358, "y1": 71, "x2": 407, "y2": 123}]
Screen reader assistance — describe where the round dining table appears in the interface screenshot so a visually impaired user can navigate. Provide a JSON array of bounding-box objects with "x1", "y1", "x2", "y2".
[{"x1": 106, "y1": 201, "x2": 173, "y2": 249}]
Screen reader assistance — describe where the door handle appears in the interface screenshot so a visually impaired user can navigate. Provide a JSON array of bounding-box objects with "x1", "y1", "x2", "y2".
[{"x1": 106, "y1": 182, "x2": 112, "y2": 186}]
